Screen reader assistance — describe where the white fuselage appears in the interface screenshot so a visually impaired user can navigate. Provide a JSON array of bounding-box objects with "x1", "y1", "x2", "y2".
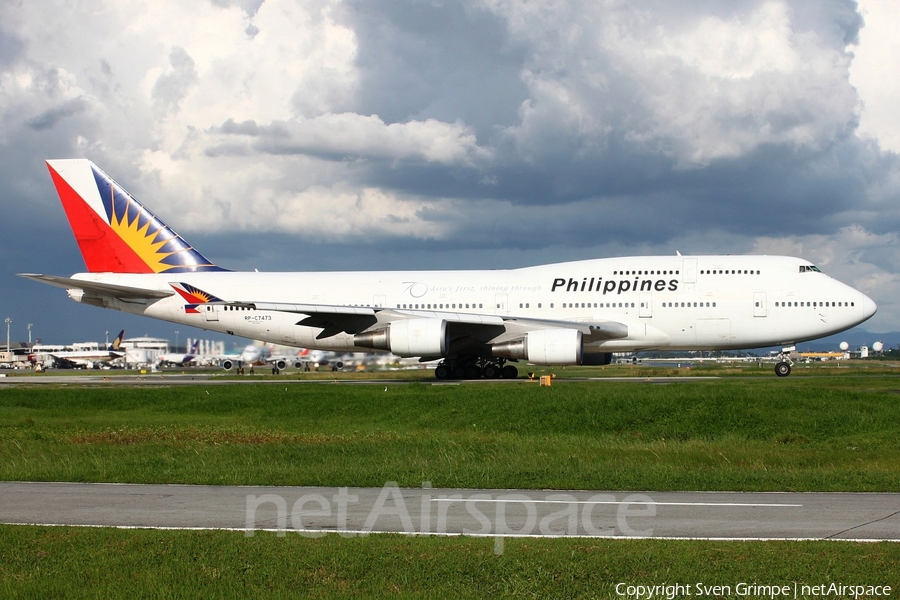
[{"x1": 64, "y1": 255, "x2": 876, "y2": 355}]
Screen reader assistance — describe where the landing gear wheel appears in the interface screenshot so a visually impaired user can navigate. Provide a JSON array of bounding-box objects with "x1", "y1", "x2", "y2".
[
  {"x1": 452, "y1": 365, "x2": 466, "y2": 380},
  {"x1": 775, "y1": 362, "x2": 792, "y2": 377},
  {"x1": 501, "y1": 365, "x2": 518, "y2": 379},
  {"x1": 464, "y1": 364, "x2": 483, "y2": 379},
  {"x1": 435, "y1": 364, "x2": 450, "y2": 380},
  {"x1": 482, "y1": 363, "x2": 501, "y2": 379}
]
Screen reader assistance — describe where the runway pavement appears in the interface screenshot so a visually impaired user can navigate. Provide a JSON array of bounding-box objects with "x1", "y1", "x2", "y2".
[{"x1": 1, "y1": 482, "x2": 898, "y2": 541}]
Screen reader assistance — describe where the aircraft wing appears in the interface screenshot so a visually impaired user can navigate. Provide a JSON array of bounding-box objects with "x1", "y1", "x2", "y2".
[
  {"x1": 214, "y1": 301, "x2": 628, "y2": 342},
  {"x1": 19, "y1": 274, "x2": 174, "y2": 300},
  {"x1": 371, "y1": 310, "x2": 628, "y2": 340},
  {"x1": 219, "y1": 301, "x2": 509, "y2": 339},
  {"x1": 496, "y1": 316, "x2": 629, "y2": 342}
]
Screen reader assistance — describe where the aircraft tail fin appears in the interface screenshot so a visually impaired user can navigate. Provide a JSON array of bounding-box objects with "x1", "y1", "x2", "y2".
[
  {"x1": 109, "y1": 330, "x2": 125, "y2": 351},
  {"x1": 189, "y1": 339, "x2": 200, "y2": 354},
  {"x1": 46, "y1": 159, "x2": 224, "y2": 274}
]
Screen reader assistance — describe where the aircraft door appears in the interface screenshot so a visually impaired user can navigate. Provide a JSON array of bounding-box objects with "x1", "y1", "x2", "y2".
[
  {"x1": 203, "y1": 305, "x2": 219, "y2": 322},
  {"x1": 682, "y1": 259, "x2": 698, "y2": 283},
  {"x1": 753, "y1": 292, "x2": 767, "y2": 317},
  {"x1": 494, "y1": 293, "x2": 509, "y2": 315},
  {"x1": 639, "y1": 293, "x2": 652, "y2": 318}
]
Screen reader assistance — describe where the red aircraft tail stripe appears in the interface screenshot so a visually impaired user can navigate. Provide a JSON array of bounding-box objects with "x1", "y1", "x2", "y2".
[{"x1": 48, "y1": 164, "x2": 153, "y2": 273}]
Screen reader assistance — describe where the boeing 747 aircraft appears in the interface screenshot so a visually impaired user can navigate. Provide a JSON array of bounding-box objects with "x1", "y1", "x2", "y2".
[{"x1": 21, "y1": 160, "x2": 876, "y2": 379}]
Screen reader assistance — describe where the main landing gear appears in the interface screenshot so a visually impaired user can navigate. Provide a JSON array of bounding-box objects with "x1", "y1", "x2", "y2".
[
  {"x1": 434, "y1": 357, "x2": 518, "y2": 380},
  {"x1": 775, "y1": 346, "x2": 795, "y2": 377}
]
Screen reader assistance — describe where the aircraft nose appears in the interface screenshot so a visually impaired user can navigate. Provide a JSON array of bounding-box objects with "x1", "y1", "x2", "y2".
[{"x1": 859, "y1": 292, "x2": 877, "y2": 321}]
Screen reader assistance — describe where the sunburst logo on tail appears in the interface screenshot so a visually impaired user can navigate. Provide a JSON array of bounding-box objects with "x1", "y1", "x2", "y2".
[
  {"x1": 93, "y1": 166, "x2": 222, "y2": 274},
  {"x1": 108, "y1": 198, "x2": 178, "y2": 273}
]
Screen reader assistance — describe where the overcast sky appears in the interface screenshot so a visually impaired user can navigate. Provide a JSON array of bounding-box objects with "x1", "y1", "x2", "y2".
[{"x1": 1, "y1": 0, "x2": 899, "y2": 346}]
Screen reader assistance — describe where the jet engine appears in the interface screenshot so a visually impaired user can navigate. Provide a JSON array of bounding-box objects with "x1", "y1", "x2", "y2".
[
  {"x1": 491, "y1": 328, "x2": 582, "y2": 365},
  {"x1": 491, "y1": 328, "x2": 613, "y2": 366},
  {"x1": 354, "y1": 318, "x2": 448, "y2": 357}
]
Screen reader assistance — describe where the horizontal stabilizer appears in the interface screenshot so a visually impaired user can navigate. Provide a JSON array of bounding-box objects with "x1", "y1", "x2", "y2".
[{"x1": 18, "y1": 273, "x2": 173, "y2": 300}]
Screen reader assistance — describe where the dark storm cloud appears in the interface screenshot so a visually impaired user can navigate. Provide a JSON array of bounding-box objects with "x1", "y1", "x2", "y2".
[
  {"x1": 311, "y1": 0, "x2": 883, "y2": 252},
  {"x1": 208, "y1": 114, "x2": 488, "y2": 165},
  {"x1": 791, "y1": 0, "x2": 863, "y2": 45},
  {"x1": 0, "y1": 27, "x2": 24, "y2": 66},
  {"x1": 217, "y1": 118, "x2": 265, "y2": 136},
  {"x1": 342, "y1": 0, "x2": 529, "y2": 136},
  {"x1": 26, "y1": 98, "x2": 88, "y2": 131},
  {"x1": 186, "y1": 0, "x2": 885, "y2": 259}
]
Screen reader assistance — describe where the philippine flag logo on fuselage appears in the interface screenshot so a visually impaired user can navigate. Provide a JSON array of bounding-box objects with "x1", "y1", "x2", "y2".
[{"x1": 170, "y1": 282, "x2": 223, "y2": 313}]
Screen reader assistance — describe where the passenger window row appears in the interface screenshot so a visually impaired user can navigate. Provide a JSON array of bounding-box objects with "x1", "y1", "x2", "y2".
[
  {"x1": 613, "y1": 270, "x2": 679, "y2": 275},
  {"x1": 398, "y1": 303, "x2": 484, "y2": 310},
  {"x1": 775, "y1": 301, "x2": 854, "y2": 307},
  {"x1": 664, "y1": 302, "x2": 716, "y2": 307}
]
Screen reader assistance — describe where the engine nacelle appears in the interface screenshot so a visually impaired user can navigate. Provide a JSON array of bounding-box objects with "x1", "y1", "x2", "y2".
[
  {"x1": 274, "y1": 359, "x2": 287, "y2": 370},
  {"x1": 492, "y1": 328, "x2": 584, "y2": 365},
  {"x1": 354, "y1": 318, "x2": 448, "y2": 357},
  {"x1": 222, "y1": 359, "x2": 235, "y2": 371}
]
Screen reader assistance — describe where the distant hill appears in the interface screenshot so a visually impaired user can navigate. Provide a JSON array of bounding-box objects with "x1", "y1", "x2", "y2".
[
  {"x1": 795, "y1": 328, "x2": 899, "y2": 352},
  {"x1": 637, "y1": 327, "x2": 898, "y2": 357}
]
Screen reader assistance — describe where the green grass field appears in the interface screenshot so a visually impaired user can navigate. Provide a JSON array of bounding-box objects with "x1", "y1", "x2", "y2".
[
  {"x1": 1, "y1": 526, "x2": 897, "y2": 599},
  {"x1": 1, "y1": 372, "x2": 899, "y2": 490},
  {"x1": 2, "y1": 371, "x2": 899, "y2": 597}
]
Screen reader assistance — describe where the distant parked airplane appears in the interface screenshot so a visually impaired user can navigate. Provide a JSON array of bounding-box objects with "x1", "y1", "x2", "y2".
[
  {"x1": 156, "y1": 339, "x2": 201, "y2": 366},
  {"x1": 22, "y1": 159, "x2": 877, "y2": 378},
  {"x1": 45, "y1": 329, "x2": 125, "y2": 368}
]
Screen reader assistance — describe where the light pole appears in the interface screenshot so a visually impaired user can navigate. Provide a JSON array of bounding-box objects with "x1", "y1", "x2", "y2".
[
  {"x1": 5, "y1": 318, "x2": 11, "y2": 353},
  {"x1": 175, "y1": 330, "x2": 179, "y2": 353},
  {"x1": 105, "y1": 330, "x2": 109, "y2": 347},
  {"x1": 27, "y1": 324, "x2": 32, "y2": 345}
]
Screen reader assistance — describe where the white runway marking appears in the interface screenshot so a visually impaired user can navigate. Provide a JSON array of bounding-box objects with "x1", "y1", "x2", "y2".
[{"x1": 430, "y1": 499, "x2": 802, "y2": 507}]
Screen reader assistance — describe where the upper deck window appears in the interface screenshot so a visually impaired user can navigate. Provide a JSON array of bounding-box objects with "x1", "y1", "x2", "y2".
[{"x1": 799, "y1": 265, "x2": 822, "y2": 273}]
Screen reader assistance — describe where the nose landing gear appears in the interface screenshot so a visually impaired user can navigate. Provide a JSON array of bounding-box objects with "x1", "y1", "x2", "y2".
[{"x1": 775, "y1": 346, "x2": 795, "y2": 377}]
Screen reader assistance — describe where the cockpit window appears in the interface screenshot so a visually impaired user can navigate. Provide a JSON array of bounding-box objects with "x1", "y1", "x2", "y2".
[{"x1": 799, "y1": 265, "x2": 822, "y2": 273}]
